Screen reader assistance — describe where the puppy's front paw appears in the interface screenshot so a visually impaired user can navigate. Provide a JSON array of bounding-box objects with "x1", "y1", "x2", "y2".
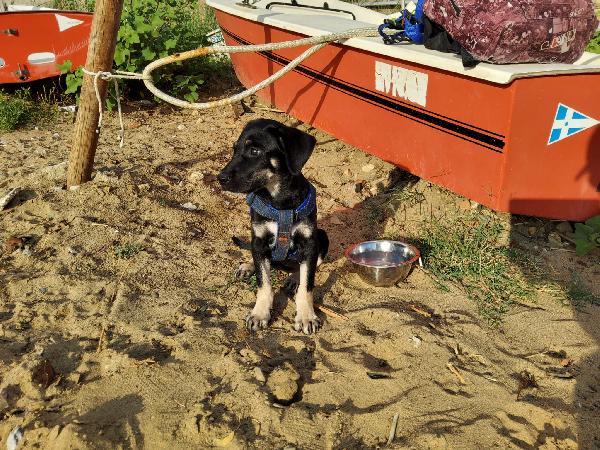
[
  {"x1": 294, "y1": 309, "x2": 321, "y2": 334},
  {"x1": 246, "y1": 308, "x2": 271, "y2": 331},
  {"x1": 282, "y1": 276, "x2": 299, "y2": 296},
  {"x1": 235, "y1": 262, "x2": 254, "y2": 280}
]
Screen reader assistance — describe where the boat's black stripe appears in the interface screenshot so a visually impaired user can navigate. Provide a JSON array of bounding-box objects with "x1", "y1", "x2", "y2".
[
  {"x1": 261, "y1": 48, "x2": 505, "y2": 152},
  {"x1": 221, "y1": 27, "x2": 506, "y2": 152}
]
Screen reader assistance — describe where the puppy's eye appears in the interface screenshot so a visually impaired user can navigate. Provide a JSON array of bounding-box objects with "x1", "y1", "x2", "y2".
[{"x1": 249, "y1": 147, "x2": 261, "y2": 157}]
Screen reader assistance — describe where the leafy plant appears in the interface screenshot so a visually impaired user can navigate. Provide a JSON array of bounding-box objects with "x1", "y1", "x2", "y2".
[
  {"x1": 115, "y1": 0, "x2": 220, "y2": 103},
  {"x1": 59, "y1": 0, "x2": 225, "y2": 105},
  {"x1": 573, "y1": 215, "x2": 600, "y2": 256},
  {"x1": 57, "y1": 61, "x2": 84, "y2": 95},
  {"x1": 588, "y1": 32, "x2": 600, "y2": 54}
]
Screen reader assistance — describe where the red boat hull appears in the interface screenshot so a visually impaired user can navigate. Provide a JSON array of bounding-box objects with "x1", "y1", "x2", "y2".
[
  {"x1": 215, "y1": 11, "x2": 600, "y2": 221},
  {"x1": 0, "y1": 10, "x2": 92, "y2": 84}
]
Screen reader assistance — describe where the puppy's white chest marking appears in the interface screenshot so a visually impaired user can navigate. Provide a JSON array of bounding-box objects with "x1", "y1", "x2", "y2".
[
  {"x1": 253, "y1": 221, "x2": 278, "y2": 238},
  {"x1": 253, "y1": 220, "x2": 313, "y2": 240},
  {"x1": 292, "y1": 222, "x2": 313, "y2": 238}
]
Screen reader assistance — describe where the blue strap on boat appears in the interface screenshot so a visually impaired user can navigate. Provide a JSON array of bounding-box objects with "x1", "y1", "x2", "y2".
[
  {"x1": 246, "y1": 184, "x2": 316, "y2": 262},
  {"x1": 378, "y1": 0, "x2": 425, "y2": 45}
]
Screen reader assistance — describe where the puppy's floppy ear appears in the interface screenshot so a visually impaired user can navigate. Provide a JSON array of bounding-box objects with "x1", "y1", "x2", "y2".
[{"x1": 266, "y1": 124, "x2": 316, "y2": 175}]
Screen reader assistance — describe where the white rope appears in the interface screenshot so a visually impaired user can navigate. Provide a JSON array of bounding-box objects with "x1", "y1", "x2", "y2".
[
  {"x1": 142, "y1": 41, "x2": 328, "y2": 109},
  {"x1": 81, "y1": 26, "x2": 380, "y2": 143},
  {"x1": 142, "y1": 27, "x2": 379, "y2": 109},
  {"x1": 113, "y1": 76, "x2": 124, "y2": 147},
  {"x1": 82, "y1": 68, "x2": 147, "y2": 148}
]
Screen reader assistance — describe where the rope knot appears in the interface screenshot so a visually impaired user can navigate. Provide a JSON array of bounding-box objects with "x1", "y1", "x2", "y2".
[
  {"x1": 72, "y1": 27, "x2": 379, "y2": 149},
  {"x1": 97, "y1": 71, "x2": 113, "y2": 81}
]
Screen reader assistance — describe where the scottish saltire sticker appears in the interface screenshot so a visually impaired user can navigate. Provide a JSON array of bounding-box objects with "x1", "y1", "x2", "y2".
[
  {"x1": 55, "y1": 14, "x2": 84, "y2": 32},
  {"x1": 548, "y1": 103, "x2": 599, "y2": 145}
]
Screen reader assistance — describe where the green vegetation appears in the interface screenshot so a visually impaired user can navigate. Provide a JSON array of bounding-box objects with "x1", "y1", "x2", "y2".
[
  {"x1": 58, "y1": 0, "x2": 228, "y2": 105},
  {"x1": 588, "y1": 32, "x2": 600, "y2": 54},
  {"x1": 115, "y1": 0, "x2": 222, "y2": 103},
  {"x1": 418, "y1": 213, "x2": 533, "y2": 326},
  {"x1": 114, "y1": 243, "x2": 142, "y2": 259},
  {"x1": 567, "y1": 273, "x2": 600, "y2": 307},
  {"x1": 0, "y1": 89, "x2": 57, "y2": 132},
  {"x1": 52, "y1": 0, "x2": 95, "y2": 10},
  {"x1": 57, "y1": 62, "x2": 84, "y2": 97},
  {"x1": 573, "y1": 215, "x2": 600, "y2": 256},
  {"x1": 242, "y1": 272, "x2": 286, "y2": 293}
]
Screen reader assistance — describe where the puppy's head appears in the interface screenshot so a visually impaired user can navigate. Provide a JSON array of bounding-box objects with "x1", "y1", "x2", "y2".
[{"x1": 218, "y1": 119, "x2": 316, "y2": 194}]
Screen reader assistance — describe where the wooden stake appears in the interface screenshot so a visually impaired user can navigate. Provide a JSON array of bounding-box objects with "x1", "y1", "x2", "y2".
[{"x1": 67, "y1": 0, "x2": 124, "y2": 189}]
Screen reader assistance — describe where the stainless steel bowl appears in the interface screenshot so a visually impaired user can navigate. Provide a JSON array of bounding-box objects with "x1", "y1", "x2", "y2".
[{"x1": 345, "y1": 240, "x2": 420, "y2": 287}]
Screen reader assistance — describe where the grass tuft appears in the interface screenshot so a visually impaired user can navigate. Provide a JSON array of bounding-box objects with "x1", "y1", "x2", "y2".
[
  {"x1": 419, "y1": 213, "x2": 533, "y2": 325},
  {"x1": 0, "y1": 89, "x2": 56, "y2": 132},
  {"x1": 567, "y1": 273, "x2": 600, "y2": 307},
  {"x1": 52, "y1": 0, "x2": 95, "y2": 10},
  {"x1": 114, "y1": 243, "x2": 142, "y2": 259}
]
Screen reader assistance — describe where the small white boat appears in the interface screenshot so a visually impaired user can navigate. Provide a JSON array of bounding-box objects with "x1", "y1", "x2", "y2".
[{"x1": 0, "y1": 4, "x2": 92, "y2": 84}]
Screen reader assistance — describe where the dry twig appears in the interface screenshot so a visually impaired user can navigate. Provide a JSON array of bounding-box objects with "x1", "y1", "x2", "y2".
[
  {"x1": 447, "y1": 362, "x2": 466, "y2": 385},
  {"x1": 316, "y1": 305, "x2": 349, "y2": 321},
  {"x1": 409, "y1": 304, "x2": 432, "y2": 318}
]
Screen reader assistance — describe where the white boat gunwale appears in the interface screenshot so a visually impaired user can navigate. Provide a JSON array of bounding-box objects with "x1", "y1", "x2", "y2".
[{"x1": 206, "y1": 0, "x2": 600, "y2": 85}]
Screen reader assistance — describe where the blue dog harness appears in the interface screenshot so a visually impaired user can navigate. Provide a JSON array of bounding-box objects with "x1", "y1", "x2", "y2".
[
  {"x1": 378, "y1": 0, "x2": 426, "y2": 45},
  {"x1": 246, "y1": 184, "x2": 317, "y2": 262}
]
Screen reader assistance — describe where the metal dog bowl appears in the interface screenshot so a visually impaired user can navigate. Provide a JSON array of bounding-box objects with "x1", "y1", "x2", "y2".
[{"x1": 345, "y1": 240, "x2": 420, "y2": 287}]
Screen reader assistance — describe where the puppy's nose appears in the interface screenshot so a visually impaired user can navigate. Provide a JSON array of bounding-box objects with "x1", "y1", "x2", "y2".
[{"x1": 218, "y1": 172, "x2": 231, "y2": 185}]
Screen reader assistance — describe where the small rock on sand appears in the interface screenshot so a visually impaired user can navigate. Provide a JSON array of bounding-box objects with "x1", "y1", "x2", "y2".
[
  {"x1": 361, "y1": 163, "x2": 375, "y2": 173},
  {"x1": 239, "y1": 348, "x2": 260, "y2": 364},
  {"x1": 189, "y1": 171, "x2": 204, "y2": 183},
  {"x1": 180, "y1": 202, "x2": 199, "y2": 211},
  {"x1": 253, "y1": 367, "x2": 266, "y2": 383},
  {"x1": 93, "y1": 170, "x2": 119, "y2": 184},
  {"x1": 266, "y1": 362, "x2": 300, "y2": 404},
  {"x1": 547, "y1": 232, "x2": 562, "y2": 248},
  {"x1": 555, "y1": 221, "x2": 573, "y2": 235}
]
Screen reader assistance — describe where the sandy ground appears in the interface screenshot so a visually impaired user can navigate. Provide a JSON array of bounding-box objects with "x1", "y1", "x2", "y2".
[{"x1": 1, "y1": 93, "x2": 600, "y2": 450}]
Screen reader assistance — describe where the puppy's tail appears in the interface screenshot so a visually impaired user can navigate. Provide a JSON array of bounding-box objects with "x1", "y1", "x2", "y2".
[{"x1": 232, "y1": 236, "x2": 252, "y2": 250}]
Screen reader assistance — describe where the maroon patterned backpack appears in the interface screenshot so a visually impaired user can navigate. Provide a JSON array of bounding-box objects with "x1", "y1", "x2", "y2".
[{"x1": 422, "y1": 0, "x2": 599, "y2": 65}]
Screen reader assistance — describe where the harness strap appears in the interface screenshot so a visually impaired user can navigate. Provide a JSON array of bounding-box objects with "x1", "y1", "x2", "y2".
[
  {"x1": 246, "y1": 184, "x2": 316, "y2": 262},
  {"x1": 378, "y1": 0, "x2": 426, "y2": 45},
  {"x1": 273, "y1": 209, "x2": 294, "y2": 261}
]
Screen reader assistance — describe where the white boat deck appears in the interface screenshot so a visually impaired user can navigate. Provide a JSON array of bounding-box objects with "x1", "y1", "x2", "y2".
[
  {"x1": 4, "y1": 4, "x2": 54, "y2": 11},
  {"x1": 206, "y1": 0, "x2": 600, "y2": 84}
]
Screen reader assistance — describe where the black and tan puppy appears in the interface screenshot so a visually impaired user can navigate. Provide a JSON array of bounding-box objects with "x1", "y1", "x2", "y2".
[{"x1": 218, "y1": 119, "x2": 328, "y2": 334}]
